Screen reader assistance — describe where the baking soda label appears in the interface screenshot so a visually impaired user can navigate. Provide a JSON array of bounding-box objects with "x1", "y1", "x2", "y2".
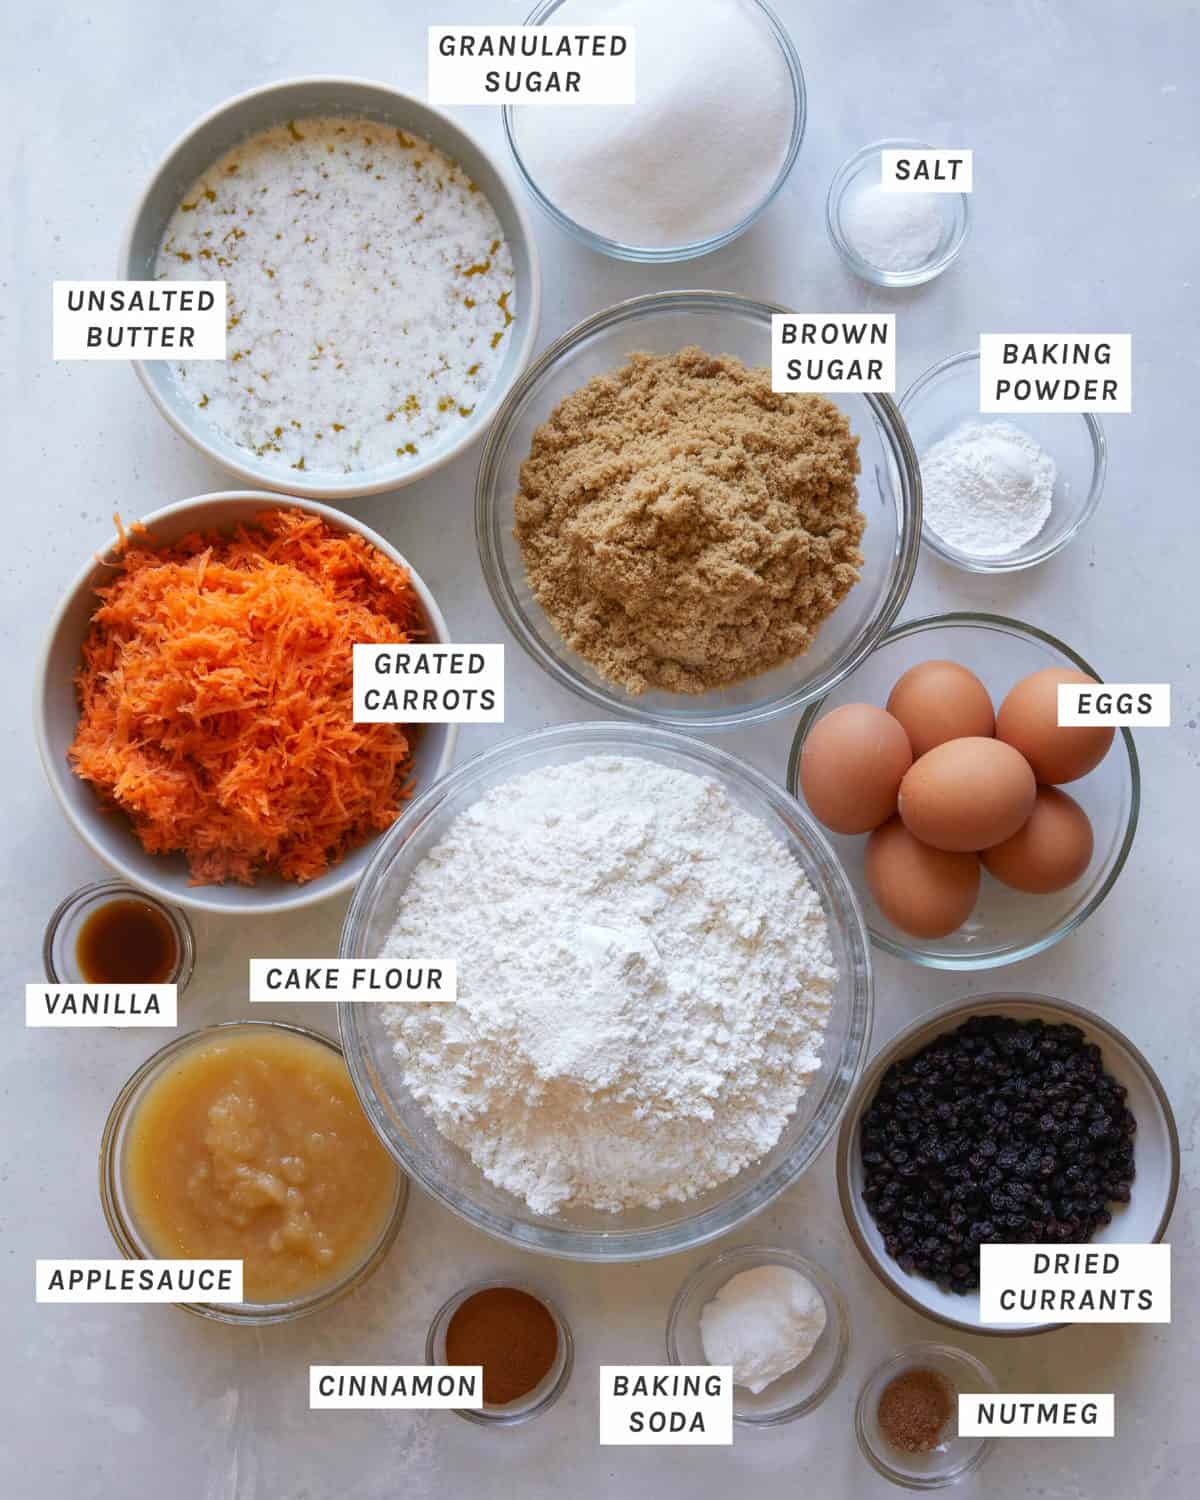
[
  {"x1": 1057, "y1": 683, "x2": 1170, "y2": 727},
  {"x1": 53, "y1": 281, "x2": 226, "y2": 360},
  {"x1": 36, "y1": 1259, "x2": 242, "y2": 1303},
  {"x1": 772, "y1": 315, "x2": 896, "y2": 394},
  {"x1": 979, "y1": 334, "x2": 1132, "y2": 412},
  {"x1": 881, "y1": 149, "x2": 973, "y2": 192},
  {"x1": 428, "y1": 27, "x2": 635, "y2": 105},
  {"x1": 959, "y1": 1393, "x2": 1115, "y2": 1437},
  {"x1": 25, "y1": 984, "x2": 177, "y2": 1028},
  {"x1": 249, "y1": 960, "x2": 456, "y2": 1003},
  {"x1": 310, "y1": 1366, "x2": 482, "y2": 1409},
  {"x1": 599, "y1": 1367, "x2": 733, "y2": 1445},
  {"x1": 979, "y1": 1244, "x2": 1170, "y2": 1324},
  {"x1": 353, "y1": 644, "x2": 504, "y2": 723}
]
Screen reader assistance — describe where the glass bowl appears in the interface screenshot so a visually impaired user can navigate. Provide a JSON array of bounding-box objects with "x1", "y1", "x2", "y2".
[
  {"x1": 856, "y1": 1342, "x2": 996, "y2": 1488},
  {"x1": 475, "y1": 291, "x2": 921, "y2": 730},
  {"x1": 425, "y1": 1279, "x2": 574, "y2": 1426},
  {"x1": 787, "y1": 612, "x2": 1139, "y2": 969},
  {"x1": 99, "y1": 1020, "x2": 408, "y2": 1324},
  {"x1": 900, "y1": 350, "x2": 1106, "y2": 572},
  {"x1": 666, "y1": 1244, "x2": 849, "y2": 1424},
  {"x1": 339, "y1": 721, "x2": 873, "y2": 1261},
  {"x1": 43, "y1": 880, "x2": 195, "y2": 991},
  {"x1": 826, "y1": 140, "x2": 970, "y2": 288},
  {"x1": 503, "y1": 0, "x2": 806, "y2": 262}
]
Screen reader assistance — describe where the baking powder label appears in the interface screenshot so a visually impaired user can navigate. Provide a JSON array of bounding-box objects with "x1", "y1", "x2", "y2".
[
  {"x1": 310, "y1": 1366, "x2": 482, "y2": 1409},
  {"x1": 353, "y1": 644, "x2": 503, "y2": 723},
  {"x1": 979, "y1": 334, "x2": 1132, "y2": 412},
  {"x1": 248, "y1": 959, "x2": 456, "y2": 1003},
  {"x1": 25, "y1": 983, "x2": 177, "y2": 1028},
  {"x1": 1057, "y1": 683, "x2": 1170, "y2": 727},
  {"x1": 979, "y1": 1245, "x2": 1170, "y2": 1324},
  {"x1": 599, "y1": 1366, "x2": 733, "y2": 1445},
  {"x1": 772, "y1": 314, "x2": 896, "y2": 394},
  {"x1": 428, "y1": 27, "x2": 635, "y2": 105},
  {"x1": 959, "y1": 1393, "x2": 1115, "y2": 1437},
  {"x1": 53, "y1": 280, "x2": 226, "y2": 360},
  {"x1": 36, "y1": 1259, "x2": 242, "y2": 1303},
  {"x1": 881, "y1": 148, "x2": 973, "y2": 192}
]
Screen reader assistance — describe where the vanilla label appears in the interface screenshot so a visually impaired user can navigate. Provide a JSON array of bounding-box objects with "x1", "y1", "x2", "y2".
[
  {"x1": 249, "y1": 959, "x2": 455, "y2": 1003},
  {"x1": 881, "y1": 148, "x2": 972, "y2": 192},
  {"x1": 353, "y1": 644, "x2": 503, "y2": 723},
  {"x1": 979, "y1": 334, "x2": 1132, "y2": 412},
  {"x1": 25, "y1": 983, "x2": 177, "y2": 1028},
  {"x1": 1057, "y1": 682, "x2": 1169, "y2": 727},
  {"x1": 310, "y1": 1365, "x2": 482, "y2": 1409},
  {"x1": 53, "y1": 280, "x2": 226, "y2": 359},
  {"x1": 772, "y1": 314, "x2": 895, "y2": 393},
  {"x1": 980, "y1": 1245, "x2": 1170, "y2": 1324},
  {"x1": 36, "y1": 1259, "x2": 242, "y2": 1303},
  {"x1": 428, "y1": 26, "x2": 635, "y2": 104},
  {"x1": 599, "y1": 1367, "x2": 733, "y2": 1445},
  {"x1": 959, "y1": 1393, "x2": 1115, "y2": 1437}
]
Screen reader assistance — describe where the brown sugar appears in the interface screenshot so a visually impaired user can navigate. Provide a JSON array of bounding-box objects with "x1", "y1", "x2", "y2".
[
  {"x1": 877, "y1": 1366, "x2": 955, "y2": 1453},
  {"x1": 514, "y1": 347, "x2": 864, "y2": 695}
]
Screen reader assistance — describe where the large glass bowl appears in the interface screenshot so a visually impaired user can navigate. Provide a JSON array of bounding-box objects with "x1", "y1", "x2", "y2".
[
  {"x1": 475, "y1": 291, "x2": 921, "y2": 731},
  {"x1": 787, "y1": 613, "x2": 1139, "y2": 969},
  {"x1": 339, "y1": 722, "x2": 873, "y2": 1261}
]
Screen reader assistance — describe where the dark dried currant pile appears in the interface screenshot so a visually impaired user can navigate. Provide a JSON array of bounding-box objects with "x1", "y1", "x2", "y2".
[{"x1": 860, "y1": 1015, "x2": 1136, "y2": 1294}]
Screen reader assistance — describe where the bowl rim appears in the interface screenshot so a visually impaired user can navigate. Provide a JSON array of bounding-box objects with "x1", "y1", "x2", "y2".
[
  {"x1": 475, "y1": 288, "x2": 923, "y2": 731},
  {"x1": 786, "y1": 609, "x2": 1140, "y2": 968},
  {"x1": 835, "y1": 992, "x2": 1180, "y2": 1339},
  {"x1": 338, "y1": 719, "x2": 874, "y2": 1261},
  {"x1": 825, "y1": 138, "x2": 972, "y2": 290},
  {"x1": 501, "y1": 0, "x2": 807, "y2": 263},
  {"x1": 34, "y1": 489, "x2": 458, "y2": 915},
  {"x1": 898, "y1": 349, "x2": 1107, "y2": 573},
  {"x1": 42, "y1": 877, "x2": 197, "y2": 992},
  {"x1": 119, "y1": 74, "x2": 543, "y2": 499}
]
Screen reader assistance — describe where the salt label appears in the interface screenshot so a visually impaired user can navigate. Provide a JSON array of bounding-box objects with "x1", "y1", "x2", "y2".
[
  {"x1": 979, "y1": 334, "x2": 1132, "y2": 413},
  {"x1": 599, "y1": 1367, "x2": 733, "y2": 1445},
  {"x1": 310, "y1": 1366, "x2": 482, "y2": 1410},
  {"x1": 53, "y1": 281, "x2": 226, "y2": 360},
  {"x1": 772, "y1": 315, "x2": 896, "y2": 394},
  {"x1": 1057, "y1": 683, "x2": 1170, "y2": 728},
  {"x1": 959, "y1": 1393, "x2": 1115, "y2": 1438},
  {"x1": 979, "y1": 1244, "x2": 1170, "y2": 1324},
  {"x1": 36, "y1": 1258, "x2": 242, "y2": 1303},
  {"x1": 249, "y1": 959, "x2": 456, "y2": 1004},
  {"x1": 25, "y1": 983, "x2": 177, "y2": 1028},
  {"x1": 353, "y1": 644, "x2": 504, "y2": 723},
  {"x1": 428, "y1": 27, "x2": 635, "y2": 105},
  {"x1": 881, "y1": 148, "x2": 973, "y2": 192}
]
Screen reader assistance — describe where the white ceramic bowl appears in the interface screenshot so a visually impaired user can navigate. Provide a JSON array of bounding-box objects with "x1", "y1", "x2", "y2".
[
  {"x1": 36, "y1": 491, "x2": 456, "y2": 915},
  {"x1": 121, "y1": 76, "x2": 541, "y2": 499},
  {"x1": 837, "y1": 994, "x2": 1179, "y2": 1337}
]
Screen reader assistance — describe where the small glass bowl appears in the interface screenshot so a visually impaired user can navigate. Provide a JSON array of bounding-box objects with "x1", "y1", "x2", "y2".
[
  {"x1": 900, "y1": 350, "x2": 1107, "y2": 572},
  {"x1": 503, "y1": 0, "x2": 806, "y2": 262},
  {"x1": 856, "y1": 1343, "x2": 996, "y2": 1489},
  {"x1": 788, "y1": 612, "x2": 1138, "y2": 970},
  {"x1": 827, "y1": 141, "x2": 970, "y2": 288},
  {"x1": 425, "y1": 1279, "x2": 574, "y2": 1426},
  {"x1": 43, "y1": 880, "x2": 196, "y2": 991},
  {"x1": 99, "y1": 1020, "x2": 408, "y2": 1325},
  {"x1": 666, "y1": 1245, "x2": 849, "y2": 1425}
]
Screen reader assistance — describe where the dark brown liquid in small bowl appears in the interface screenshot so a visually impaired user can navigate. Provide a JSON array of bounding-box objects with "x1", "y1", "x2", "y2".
[{"x1": 76, "y1": 899, "x2": 178, "y2": 984}]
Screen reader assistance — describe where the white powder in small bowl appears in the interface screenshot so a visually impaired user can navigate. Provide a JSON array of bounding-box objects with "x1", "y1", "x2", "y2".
[
  {"x1": 700, "y1": 1264, "x2": 827, "y2": 1394},
  {"x1": 842, "y1": 184, "x2": 945, "y2": 273}
]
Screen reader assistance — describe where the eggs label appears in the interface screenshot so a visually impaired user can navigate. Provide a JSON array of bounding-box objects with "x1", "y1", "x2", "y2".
[
  {"x1": 427, "y1": 27, "x2": 635, "y2": 105},
  {"x1": 53, "y1": 281, "x2": 227, "y2": 360},
  {"x1": 248, "y1": 959, "x2": 456, "y2": 1003},
  {"x1": 979, "y1": 334, "x2": 1132, "y2": 412},
  {"x1": 1057, "y1": 682, "x2": 1170, "y2": 728},
  {"x1": 599, "y1": 1367, "x2": 733, "y2": 1445},
  {"x1": 980, "y1": 1244, "x2": 1171, "y2": 1324},
  {"x1": 310, "y1": 1366, "x2": 482, "y2": 1409},
  {"x1": 881, "y1": 148, "x2": 973, "y2": 192},
  {"x1": 772, "y1": 315, "x2": 896, "y2": 393},
  {"x1": 353, "y1": 644, "x2": 504, "y2": 723},
  {"x1": 958, "y1": 1394, "x2": 1115, "y2": 1438}
]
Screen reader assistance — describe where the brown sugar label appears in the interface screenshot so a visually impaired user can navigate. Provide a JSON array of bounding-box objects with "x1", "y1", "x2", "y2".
[{"x1": 772, "y1": 314, "x2": 896, "y2": 393}]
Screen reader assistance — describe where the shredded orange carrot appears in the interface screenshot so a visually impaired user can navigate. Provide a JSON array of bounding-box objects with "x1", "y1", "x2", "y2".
[{"x1": 70, "y1": 509, "x2": 423, "y2": 886}]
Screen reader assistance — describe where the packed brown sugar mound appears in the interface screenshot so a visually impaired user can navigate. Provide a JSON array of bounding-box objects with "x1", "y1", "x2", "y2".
[
  {"x1": 514, "y1": 347, "x2": 865, "y2": 695},
  {"x1": 69, "y1": 509, "x2": 423, "y2": 886}
]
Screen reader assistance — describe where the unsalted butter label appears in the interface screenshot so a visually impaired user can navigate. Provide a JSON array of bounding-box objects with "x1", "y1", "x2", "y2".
[
  {"x1": 36, "y1": 1258, "x2": 242, "y2": 1303},
  {"x1": 353, "y1": 644, "x2": 503, "y2": 723},
  {"x1": 310, "y1": 1365, "x2": 482, "y2": 1409},
  {"x1": 772, "y1": 314, "x2": 896, "y2": 394},
  {"x1": 979, "y1": 334, "x2": 1132, "y2": 412},
  {"x1": 881, "y1": 148, "x2": 973, "y2": 192},
  {"x1": 1057, "y1": 682, "x2": 1169, "y2": 728},
  {"x1": 249, "y1": 959, "x2": 456, "y2": 1003},
  {"x1": 53, "y1": 280, "x2": 226, "y2": 360},
  {"x1": 959, "y1": 1393, "x2": 1115, "y2": 1438},
  {"x1": 599, "y1": 1366, "x2": 732, "y2": 1445},
  {"x1": 428, "y1": 26, "x2": 635, "y2": 105},
  {"x1": 979, "y1": 1244, "x2": 1170, "y2": 1324},
  {"x1": 25, "y1": 983, "x2": 177, "y2": 1028}
]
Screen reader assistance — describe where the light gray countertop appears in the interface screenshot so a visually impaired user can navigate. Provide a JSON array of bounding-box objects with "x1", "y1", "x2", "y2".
[{"x1": 3, "y1": 2, "x2": 1196, "y2": 1495}]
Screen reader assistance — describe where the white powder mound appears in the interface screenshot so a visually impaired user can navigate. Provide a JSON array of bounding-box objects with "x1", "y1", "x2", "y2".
[
  {"x1": 381, "y1": 755, "x2": 836, "y2": 1215},
  {"x1": 700, "y1": 1264, "x2": 827, "y2": 1393},
  {"x1": 922, "y1": 419, "x2": 1057, "y2": 557},
  {"x1": 842, "y1": 184, "x2": 944, "y2": 272}
]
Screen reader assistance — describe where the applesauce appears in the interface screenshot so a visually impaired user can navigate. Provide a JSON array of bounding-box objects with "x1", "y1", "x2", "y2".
[{"x1": 121, "y1": 1024, "x2": 399, "y2": 1305}]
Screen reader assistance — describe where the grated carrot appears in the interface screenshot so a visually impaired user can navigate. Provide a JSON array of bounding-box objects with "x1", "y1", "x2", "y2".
[{"x1": 69, "y1": 508, "x2": 423, "y2": 886}]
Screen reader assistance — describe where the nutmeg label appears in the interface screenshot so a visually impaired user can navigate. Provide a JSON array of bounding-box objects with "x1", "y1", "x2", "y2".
[{"x1": 959, "y1": 1393, "x2": 1115, "y2": 1437}]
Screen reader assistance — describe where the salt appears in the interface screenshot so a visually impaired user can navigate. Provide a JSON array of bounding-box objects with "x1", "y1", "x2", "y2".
[{"x1": 842, "y1": 184, "x2": 945, "y2": 272}]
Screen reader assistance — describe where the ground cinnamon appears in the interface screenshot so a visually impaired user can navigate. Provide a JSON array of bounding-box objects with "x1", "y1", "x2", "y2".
[
  {"x1": 877, "y1": 1366, "x2": 955, "y2": 1453},
  {"x1": 444, "y1": 1286, "x2": 559, "y2": 1406}
]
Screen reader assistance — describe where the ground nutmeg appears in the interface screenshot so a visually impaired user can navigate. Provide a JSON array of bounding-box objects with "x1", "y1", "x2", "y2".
[
  {"x1": 444, "y1": 1286, "x2": 559, "y2": 1407},
  {"x1": 877, "y1": 1367, "x2": 955, "y2": 1453}
]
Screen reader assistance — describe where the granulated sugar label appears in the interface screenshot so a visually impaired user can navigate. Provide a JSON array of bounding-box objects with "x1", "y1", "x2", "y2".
[
  {"x1": 310, "y1": 1366, "x2": 482, "y2": 1409},
  {"x1": 353, "y1": 644, "x2": 504, "y2": 723},
  {"x1": 959, "y1": 1393, "x2": 1115, "y2": 1437},
  {"x1": 772, "y1": 315, "x2": 896, "y2": 394},
  {"x1": 428, "y1": 27, "x2": 635, "y2": 105},
  {"x1": 979, "y1": 334, "x2": 1132, "y2": 412},
  {"x1": 881, "y1": 148, "x2": 973, "y2": 192},
  {"x1": 980, "y1": 1244, "x2": 1171, "y2": 1324},
  {"x1": 1057, "y1": 683, "x2": 1170, "y2": 728},
  {"x1": 53, "y1": 281, "x2": 226, "y2": 360},
  {"x1": 599, "y1": 1367, "x2": 733, "y2": 1445},
  {"x1": 248, "y1": 960, "x2": 456, "y2": 1003}
]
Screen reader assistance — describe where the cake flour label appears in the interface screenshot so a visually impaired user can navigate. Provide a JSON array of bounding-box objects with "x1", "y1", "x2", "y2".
[
  {"x1": 53, "y1": 281, "x2": 226, "y2": 359},
  {"x1": 959, "y1": 1393, "x2": 1115, "y2": 1437},
  {"x1": 881, "y1": 148, "x2": 973, "y2": 192},
  {"x1": 772, "y1": 315, "x2": 896, "y2": 393},
  {"x1": 310, "y1": 1366, "x2": 482, "y2": 1409},
  {"x1": 353, "y1": 644, "x2": 503, "y2": 723},
  {"x1": 979, "y1": 334, "x2": 1132, "y2": 412},
  {"x1": 980, "y1": 1245, "x2": 1170, "y2": 1324},
  {"x1": 1057, "y1": 683, "x2": 1170, "y2": 727},
  {"x1": 428, "y1": 27, "x2": 635, "y2": 104},
  {"x1": 248, "y1": 959, "x2": 456, "y2": 1003},
  {"x1": 599, "y1": 1367, "x2": 733, "y2": 1445},
  {"x1": 25, "y1": 984, "x2": 177, "y2": 1028}
]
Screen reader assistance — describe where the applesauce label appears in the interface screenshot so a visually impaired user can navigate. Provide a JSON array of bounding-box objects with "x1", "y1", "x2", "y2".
[
  {"x1": 25, "y1": 983, "x2": 177, "y2": 1027},
  {"x1": 248, "y1": 960, "x2": 456, "y2": 1003},
  {"x1": 310, "y1": 1366, "x2": 482, "y2": 1409},
  {"x1": 36, "y1": 1258, "x2": 242, "y2": 1302}
]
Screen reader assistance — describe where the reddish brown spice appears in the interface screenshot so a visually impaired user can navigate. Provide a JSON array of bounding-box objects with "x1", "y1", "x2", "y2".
[
  {"x1": 445, "y1": 1287, "x2": 558, "y2": 1407},
  {"x1": 877, "y1": 1367, "x2": 955, "y2": 1453}
]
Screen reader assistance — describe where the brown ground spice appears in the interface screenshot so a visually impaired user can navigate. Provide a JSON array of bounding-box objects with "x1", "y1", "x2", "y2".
[
  {"x1": 877, "y1": 1367, "x2": 955, "y2": 1453},
  {"x1": 513, "y1": 347, "x2": 865, "y2": 695}
]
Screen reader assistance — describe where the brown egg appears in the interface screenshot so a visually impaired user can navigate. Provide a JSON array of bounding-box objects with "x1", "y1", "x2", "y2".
[
  {"x1": 996, "y1": 667, "x2": 1115, "y2": 784},
  {"x1": 886, "y1": 660, "x2": 995, "y2": 757},
  {"x1": 865, "y1": 817, "x2": 981, "y2": 938},
  {"x1": 898, "y1": 737, "x2": 1037, "y2": 852},
  {"x1": 799, "y1": 703, "x2": 913, "y2": 834},
  {"x1": 981, "y1": 786, "x2": 1094, "y2": 893}
]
